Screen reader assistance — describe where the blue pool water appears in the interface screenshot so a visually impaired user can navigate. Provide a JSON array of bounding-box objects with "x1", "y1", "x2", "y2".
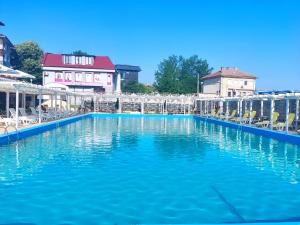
[{"x1": 0, "y1": 115, "x2": 300, "y2": 224}]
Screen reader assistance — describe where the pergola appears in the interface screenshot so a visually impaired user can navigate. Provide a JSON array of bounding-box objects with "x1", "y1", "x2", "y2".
[
  {"x1": 0, "y1": 80, "x2": 89, "y2": 128},
  {"x1": 196, "y1": 93, "x2": 300, "y2": 132}
]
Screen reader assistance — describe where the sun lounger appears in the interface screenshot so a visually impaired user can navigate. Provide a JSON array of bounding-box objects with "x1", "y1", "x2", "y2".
[
  {"x1": 219, "y1": 110, "x2": 236, "y2": 120},
  {"x1": 242, "y1": 111, "x2": 257, "y2": 124},
  {"x1": 207, "y1": 109, "x2": 220, "y2": 118},
  {"x1": 255, "y1": 112, "x2": 279, "y2": 128},
  {"x1": 273, "y1": 113, "x2": 295, "y2": 131},
  {"x1": 19, "y1": 108, "x2": 38, "y2": 121},
  {"x1": 230, "y1": 111, "x2": 249, "y2": 122},
  {"x1": 0, "y1": 115, "x2": 15, "y2": 126},
  {"x1": 30, "y1": 107, "x2": 52, "y2": 121},
  {"x1": 9, "y1": 108, "x2": 36, "y2": 124}
]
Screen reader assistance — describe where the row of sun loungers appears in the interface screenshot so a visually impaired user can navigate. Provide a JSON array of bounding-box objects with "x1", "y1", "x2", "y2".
[
  {"x1": 203, "y1": 109, "x2": 298, "y2": 132},
  {"x1": 0, "y1": 107, "x2": 80, "y2": 128}
]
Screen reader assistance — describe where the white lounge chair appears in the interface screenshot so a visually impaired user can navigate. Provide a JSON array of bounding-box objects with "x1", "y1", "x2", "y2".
[
  {"x1": 30, "y1": 107, "x2": 52, "y2": 121},
  {"x1": 0, "y1": 115, "x2": 15, "y2": 126},
  {"x1": 9, "y1": 108, "x2": 36, "y2": 124},
  {"x1": 19, "y1": 108, "x2": 37, "y2": 121}
]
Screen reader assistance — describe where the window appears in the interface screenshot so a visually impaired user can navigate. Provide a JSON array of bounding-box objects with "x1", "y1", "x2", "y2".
[
  {"x1": 244, "y1": 81, "x2": 248, "y2": 86},
  {"x1": 228, "y1": 91, "x2": 231, "y2": 97},
  {"x1": 87, "y1": 57, "x2": 93, "y2": 65},
  {"x1": 75, "y1": 56, "x2": 80, "y2": 64},
  {"x1": 82, "y1": 56, "x2": 86, "y2": 65},
  {"x1": 75, "y1": 72, "x2": 82, "y2": 82},
  {"x1": 86, "y1": 73, "x2": 93, "y2": 83},
  {"x1": 73, "y1": 56, "x2": 94, "y2": 65},
  {"x1": 65, "y1": 72, "x2": 72, "y2": 81},
  {"x1": 55, "y1": 72, "x2": 63, "y2": 81},
  {"x1": 64, "y1": 55, "x2": 72, "y2": 64}
]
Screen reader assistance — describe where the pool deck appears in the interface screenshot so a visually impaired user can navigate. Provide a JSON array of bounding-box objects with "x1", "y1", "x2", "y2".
[{"x1": 0, "y1": 113, "x2": 300, "y2": 146}]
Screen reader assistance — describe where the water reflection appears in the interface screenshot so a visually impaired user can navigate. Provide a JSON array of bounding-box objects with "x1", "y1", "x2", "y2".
[
  {"x1": 195, "y1": 120, "x2": 300, "y2": 184},
  {"x1": 0, "y1": 117, "x2": 299, "y2": 185}
]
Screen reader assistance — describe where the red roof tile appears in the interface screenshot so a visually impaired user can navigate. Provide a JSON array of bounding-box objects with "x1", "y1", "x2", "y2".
[
  {"x1": 42, "y1": 53, "x2": 115, "y2": 70},
  {"x1": 202, "y1": 67, "x2": 257, "y2": 80}
]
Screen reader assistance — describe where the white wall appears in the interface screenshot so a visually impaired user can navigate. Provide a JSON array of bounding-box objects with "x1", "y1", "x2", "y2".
[
  {"x1": 222, "y1": 77, "x2": 256, "y2": 97},
  {"x1": 202, "y1": 77, "x2": 221, "y2": 95}
]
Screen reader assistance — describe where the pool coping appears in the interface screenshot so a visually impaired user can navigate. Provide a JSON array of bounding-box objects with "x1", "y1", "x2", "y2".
[
  {"x1": 193, "y1": 115, "x2": 300, "y2": 146},
  {"x1": 0, "y1": 113, "x2": 193, "y2": 145},
  {"x1": 0, "y1": 113, "x2": 299, "y2": 146}
]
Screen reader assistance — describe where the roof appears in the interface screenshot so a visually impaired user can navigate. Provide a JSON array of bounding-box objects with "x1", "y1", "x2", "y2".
[
  {"x1": 42, "y1": 53, "x2": 115, "y2": 70},
  {"x1": 115, "y1": 64, "x2": 141, "y2": 72},
  {"x1": 0, "y1": 34, "x2": 13, "y2": 47},
  {"x1": 202, "y1": 67, "x2": 257, "y2": 80}
]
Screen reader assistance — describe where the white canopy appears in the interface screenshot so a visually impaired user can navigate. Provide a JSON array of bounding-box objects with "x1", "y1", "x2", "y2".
[{"x1": 0, "y1": 64, "x2": 35, "y2": 79}]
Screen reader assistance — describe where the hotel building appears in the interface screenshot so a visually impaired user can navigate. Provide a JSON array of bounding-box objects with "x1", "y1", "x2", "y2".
[{"x1": 42, "y1": 53, "x2": 119, "y2": 94}]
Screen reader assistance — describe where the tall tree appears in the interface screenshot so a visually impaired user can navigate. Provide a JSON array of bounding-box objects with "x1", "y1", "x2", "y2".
[
  {"x1": 154, "y1": 55, "x2": 213, "y2": 94},
  {"x1": 13, "y1": 41, "x2": 44, "y2": 84}
]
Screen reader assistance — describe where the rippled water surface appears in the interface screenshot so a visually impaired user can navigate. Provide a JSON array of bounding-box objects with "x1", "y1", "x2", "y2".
[{"x1": 0, "y1": 116, "x2": 300, "y2": 224}]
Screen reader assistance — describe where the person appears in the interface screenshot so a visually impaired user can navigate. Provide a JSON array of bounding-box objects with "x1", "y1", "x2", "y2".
[{"x1": 41, "y1": 105, "x2": 47, "y2": 112}]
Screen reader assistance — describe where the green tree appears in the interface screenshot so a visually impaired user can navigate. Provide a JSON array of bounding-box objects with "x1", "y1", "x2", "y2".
[
  {"x1": 122, "y1": 81, "x2": 145, "y2": 93},
  {"x1": 154, "y1": 55, "x2": 213, "y2": 94},
  {"x1": 13, "y1": 41, "x2": 44, "y2": 84},
  {"x1": 122, "y1": 81, "x2": 156, "y2": 94},
  {"x1": 72, "y1": 50, "x2": 88, "y2": 56}
]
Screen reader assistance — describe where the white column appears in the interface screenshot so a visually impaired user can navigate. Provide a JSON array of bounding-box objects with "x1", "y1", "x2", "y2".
[
  {"x1": 69, "y1": 95, "x2": 71, "y2": 111},
  {"x1": 260, "y1": 100, "x2": 264, "y2": 117},
  {"x1": 60, "y1": 95, "x2": 62, "y2": 110},
  {"x1": 226, "y1": 101, "x2": 229, "y2": 120},
  {"x1": 55, "y1": 92, "x2": 58, "y2": 111},
  {"x1": 6, "y1": 92, "x2": 9, "y2": 118},
  {"x1": 199, "y1": 100, "x2": 202, "y2": 115},
  {"x1": 74, "y1": 95, "x2": 77, "y2": 111},
  {"x1": 15, "y1": 88, "x2": 19, "y2": 129},
  {"x1": 50, "y1": 95, "x2": 53, "y2": 109},
  {"x1": 220, "y1": 101, "x2": 223, "y2": 115},
  {"x1": 295, "y1": 98, "x2": 299, "y2": 131},
  {"x1": 117, "y1": 97, "x2": 122, "y2": 113},
  {"x1": 115, "y1": 73, "x2": 121, "y2": 94},
  {"x1": 285, "y1": 98, "x2": 290, "y2": 132},
  {"x1": 249, "y1": 100, "x2": 253, "y2": 124},
  {"x1": 269, "y1": 98, "x2": 274, "y2": 129},
  {"x1": 141, "y1": 101, "x2": 144, "y2": 114},
  {"x1": 165, "y1": 101, "x2": 168, "y2": 114},
  {"x1": 239, "y1": 100, "x2": 243, "y2": 123},
  {"x1": 93, "y1": 96, "x2": 96, "y2": 112},
  {"x1": 38, "y1": 89, "x2": 42, "y2": 124},
  {"x1": 22, "y1": 92, "x2": 26, "y2": 108}
]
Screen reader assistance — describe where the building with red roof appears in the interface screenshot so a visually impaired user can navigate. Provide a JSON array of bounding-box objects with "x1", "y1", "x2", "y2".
[
  {"x1": 42, "y1": 53, "x2": 117, "y2": 94},
  {"x1": 202, "y1": 67, "x2": 257, "y2": 97}
]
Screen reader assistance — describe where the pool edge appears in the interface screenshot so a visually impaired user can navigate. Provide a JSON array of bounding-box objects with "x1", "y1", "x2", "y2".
[
  {"x1": 0, "y1": 113, "x2": 193, "y2": 145},
  {"x1": 193, "y1": 115, "x2": 300, "y2": 146}
]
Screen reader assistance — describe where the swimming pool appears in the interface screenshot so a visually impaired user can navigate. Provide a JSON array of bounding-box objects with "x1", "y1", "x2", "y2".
[{"x1": 0, "y1": 115, "x2": 300, "y2": 224}]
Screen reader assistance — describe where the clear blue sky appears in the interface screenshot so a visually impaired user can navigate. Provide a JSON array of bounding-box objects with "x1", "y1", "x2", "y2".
[{"x1": 1, "y1": 0, "x2": 299, "y2": 90}]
